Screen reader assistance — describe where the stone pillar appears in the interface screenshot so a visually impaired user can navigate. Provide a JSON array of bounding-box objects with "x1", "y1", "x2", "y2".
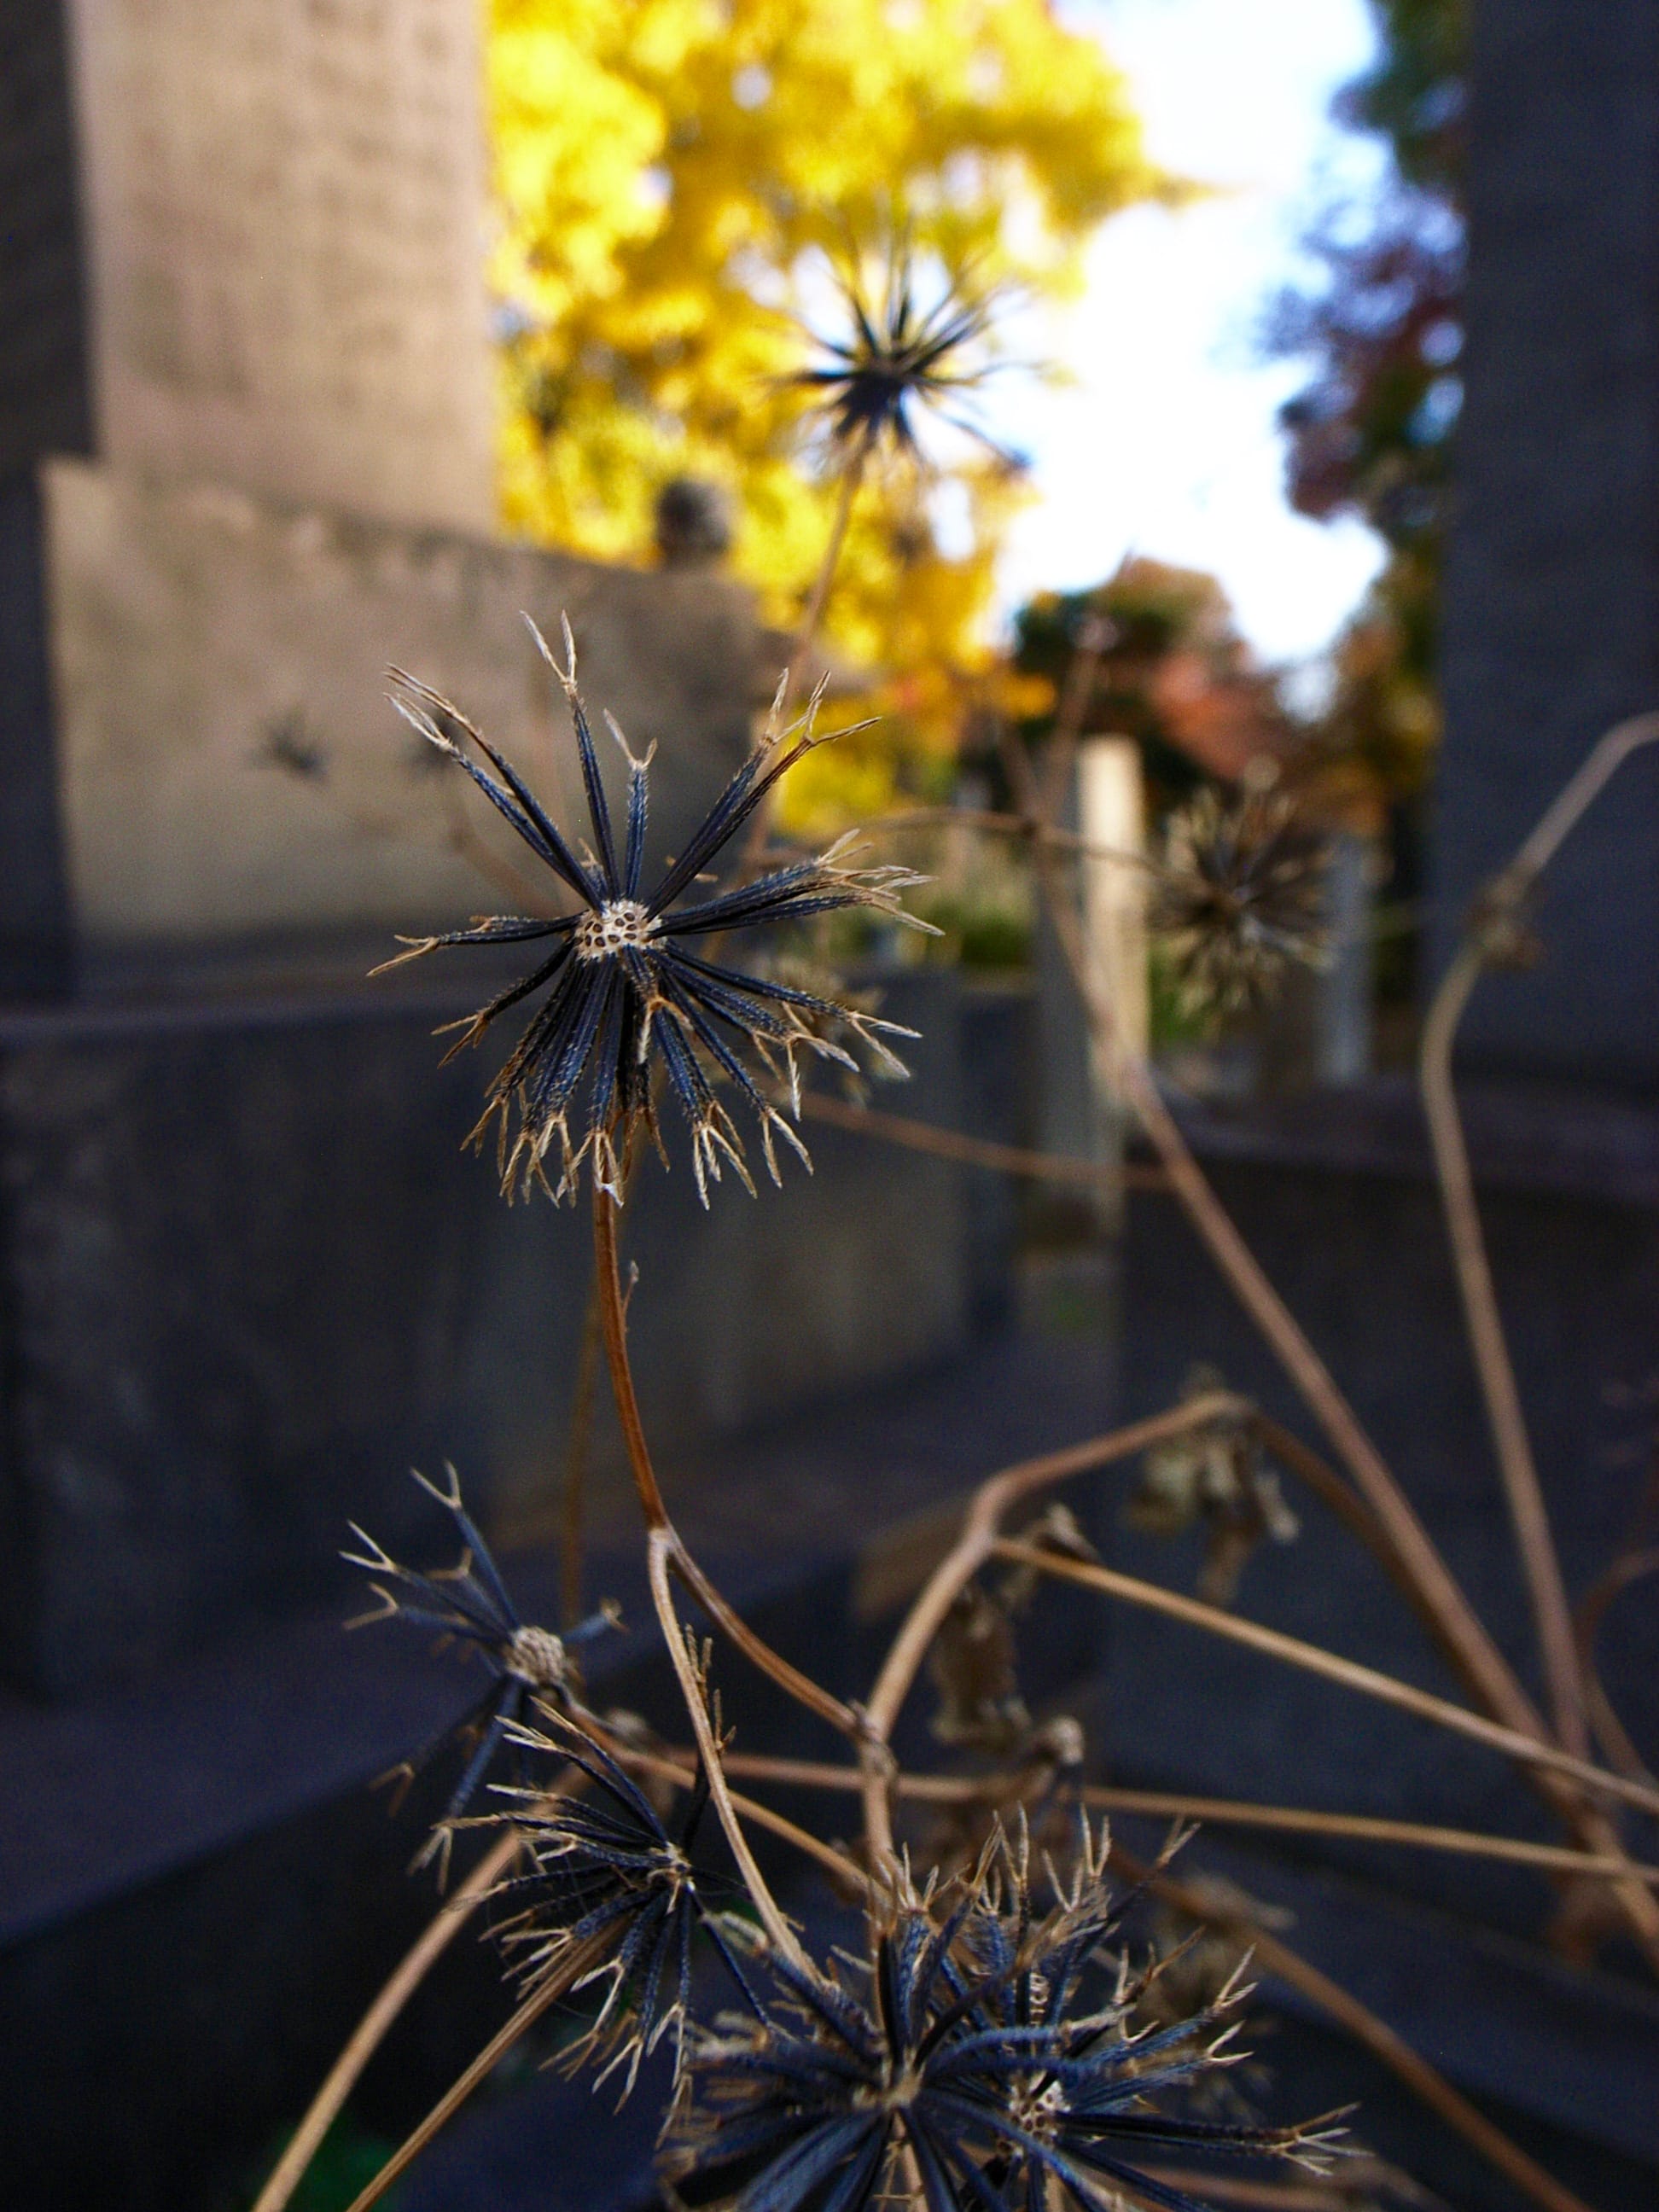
[
  {"x1": 1434, "y1": 0, "x2": 1659, "y2": 1082},
  {"x1": 0, "y1": 0, "x2": 89, "y2": 994}
]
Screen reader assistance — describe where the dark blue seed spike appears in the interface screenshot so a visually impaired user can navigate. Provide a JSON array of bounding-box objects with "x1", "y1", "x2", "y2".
[
  {"x1": 584, "y1": 969, "x2": 629, "y2": 1138},
  {"x1": 663, "y1": 956, "x2": 798, "y2": 1044},
  {"x1": 536, "y1": 964, "x2": 614, "y2": 1119},
  {"x1": 905, "y1": 2117, "x2": 970, "y2": 2212},
  {"x1": 440, "y1": 703, "x2": 603, "y2": 907},
  {"x1": 698, "y1": 1910, "x2": 768, "y2": 2021},
  {"x1": 624, "y1": 755, "x2": 649, "y2": 899},
  {"x1": 743, "y1": 2115, "x2": 880, "y2": 2212},
  {"x1": 381, "y1": 1559, "x2": 513, "y2": 1641},
  {"x1": 444, "y1": 1679, "x2": 524, "y2": 1825},
  {"x1": 434, "y1": 1490, "x2": 521, "y2": 1629},
  {"x1": 670, "y1": 951, "x2": 862, "y2": 1026},
  {"x1": 521, "y1": 968, "x2": 606, "y2": 1124},
  {"x1": 410, "y1": 916, "x2": 576, "y2": 951},
  {"x1": 566, "y1": 681, "x2": 620, "y2": 894},
  {"x1": 487, "y1": 963, "x2": 587, "y2": 1105},
  {"x1": 439, "y1": 943, "x2": 574, "y2": 1063},
  {"x1": 655, "y1": 973, "x2": 770, "y2": 1114},
  {"x1": 644, "y1": 748, "x2": 769, "y2": 915},
  {"x1": 818, "y1": 2125, "x2": 890, "y2": 2212},
  {"x1": 667, "y1": 887, "x2": 874, "y2": 938},
  {"x1": 646, "y1": 721, "x2": 820, "y2": 917},
  {"x1": 653, "y1": 1007, "x2": 713, "y2": 1127},
  {"x1": 654, "y1": 859, "x2": 823, "y2": 932},
  {"x1": 1035, "y1": 2144, "x2": 1216, "y2": 2212}
]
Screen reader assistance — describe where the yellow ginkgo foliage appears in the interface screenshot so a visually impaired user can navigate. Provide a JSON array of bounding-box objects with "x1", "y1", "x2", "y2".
[{"x1": 490, "y1": 0, "x2": 1161, "y2": 822}]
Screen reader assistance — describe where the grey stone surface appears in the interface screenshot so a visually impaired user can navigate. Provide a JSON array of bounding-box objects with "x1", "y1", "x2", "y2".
[
  {"x1": 1435, "y1": 0, "x2": 1659, "y2": 1080},
  {"x1": 0, "y1": 0, "x2": 94, "y2": 481},
  {"x1": 61, "y1": 0, "x2": 497, "y2": 532},
  {"x1": 0, "y1": 963, "x2": 984, "y2": 1697},
  {"x1": 0, "y1": 475, "x2": 73, "y2": 996},
  {"x1": 40, "y1": 457, "x2": 760, "y2": 955}
]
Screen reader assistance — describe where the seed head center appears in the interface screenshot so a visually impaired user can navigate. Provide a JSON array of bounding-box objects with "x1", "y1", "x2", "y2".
[
  {"x1": 575, "y1": 899, "x2": 655, "y2": 962},
  {"x1": 508, "y1": 1624, "x2": 568, "y2": 1686}
]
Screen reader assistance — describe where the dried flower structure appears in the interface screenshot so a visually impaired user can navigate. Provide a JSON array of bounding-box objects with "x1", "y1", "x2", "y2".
[
  {"x1": 383, "y1": 621, "x2": 931, "y2": 1202},
  {"x1": 345, "y1": 1466, "x2": 616, "y2": 1865},
  {"x1": 666, "y1": 1826, "x2": 1342, "y2": 2211},
  {"x1": 1151, "y1": 784, "x2": 1329, "y2": 1018},
  {"x1": 794, "y1": 236, "x2": 1016, "y2": 464},
  {"x1": 492, "y1": 1715, "x2": 758, "y2": 2096}
]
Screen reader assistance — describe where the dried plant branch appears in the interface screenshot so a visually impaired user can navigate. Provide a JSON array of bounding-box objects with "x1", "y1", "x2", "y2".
[
  {"x1": 648, "y1": 1530, "x2": 806, "y2": 1966},
  {"x1": 341, "y1": 1927, "x2": 614, "y2": 2212},
  {"x1": 690, "y1": 1749, "x2": 1659, "y2": 1888},
  {"x1": 1016, "y1": 726, "x2": 1659, "y2": 1966},
  {"x1": 1420, "y1": 709, "x2": 1659, "y2": 1761},
  {"x1": 872, "y1": 801, "x2": 1150, "y2": 871},
  {"x1": 859, "y1": 1395, "x2": 1249, "y2": 1860},
  {"x1": 249, "y1": 1827, "x2": 526, "y2": 2212},
  {"x1": 989, "y1": 1539, "x2": 1659, "y2": 1824},
  {"x1": 1116, "y1": 1842, "x2": 1601, "y2": 2212},
  {"x1": 1574, "y1": 1545, "x2": 1659, "y2": 1785},
  {"x1": 592, "y1": 1181, "x2": 863, "y2": 1746},
  {"x1": 798, "y1": 1087, "x2": 1167, "y2": 1189}
]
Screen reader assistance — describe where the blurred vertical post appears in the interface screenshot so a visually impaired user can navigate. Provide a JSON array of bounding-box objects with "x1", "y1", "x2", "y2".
[
  {"x1": 1317, "y1": 830, "x2": 1374, "y2": 1086},
  {"x1": 1034, "y1": 737, "x2": 1146, "y2": 1243}
]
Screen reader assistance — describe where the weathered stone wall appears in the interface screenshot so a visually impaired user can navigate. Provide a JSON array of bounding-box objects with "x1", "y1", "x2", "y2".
[
  {"x1": 1435, "y1": 0, "x2": 1659, "y2": 1080},
  {"x1": 42, "y1": 457, "x2": 760, "y2": 953},
  {"x1": 61, "y1": 0, "x2": 497, "y2": 532}
]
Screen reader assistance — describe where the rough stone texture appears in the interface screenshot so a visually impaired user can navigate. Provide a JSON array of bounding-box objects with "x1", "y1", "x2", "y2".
[
  {"x1": 40, "y1": 457, "x2": 759, "y2": 954},
  {"x1": 1115, "y1": 1078, "x2": 1659, "y2": 1943},
  {"x1": 60, "y1": 0, "x2": 496, "y2": 532},
  {"x1": 0, "y1": 476, "x2": 73, "y2": 996},
  {"x1": 0, "y1": 0, "x2": 94, "y2": 480},
  {"x1": 1435, "y1": 0, "x2": 1659, "y2": 1080},
  {"x1": 0, "y1": 964, "x2": 979, "y2": 1697}
]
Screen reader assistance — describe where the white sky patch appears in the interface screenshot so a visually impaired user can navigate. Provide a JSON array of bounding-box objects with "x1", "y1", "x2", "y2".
[{"x1": 992, "y1": 0, "x2": 1390, "y2": 667}]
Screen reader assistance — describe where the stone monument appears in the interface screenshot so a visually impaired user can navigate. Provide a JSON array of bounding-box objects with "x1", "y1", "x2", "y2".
[
  {"x1": 2, "y1": 0, "x2": 758, "y2": 981},
  {"x1": 1434, "y1": 0, "x2": 1659, "y2": 1083}
]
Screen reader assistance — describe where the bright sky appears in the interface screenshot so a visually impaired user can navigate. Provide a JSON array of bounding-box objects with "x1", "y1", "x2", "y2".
[{"x1": 989, "y1": 0, "x2": 1389, "y2": 671}]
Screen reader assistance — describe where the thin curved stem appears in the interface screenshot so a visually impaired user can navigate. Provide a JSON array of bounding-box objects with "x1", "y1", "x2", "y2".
[
  {"x1": 341, "y1": 1930, "x2": 611, "y2": 2212},
  {"x1": 691, "y1": 1750, "x2": 1659, "y2": 1887},
  {"x1": 249, "y1": 1829, "x2": 524, "y2": 2212},
  {"x1": 591, "y1": 1180, "x2": 861, "y2": 1742},
  {"x1": 989, "y1": 1539, "x2": 1659, "y2": 1823},
  {"x1": 859, "y1": 1396, "x2": 1247, "y2": 1861},
  {"x1": 1422, "y1": 943, "x2": 1587, "y2": 1755},
  {"x1": 1419, "y1": 708, "x2": 1659, "y2": 1761},
  {"x1": 1027, "y1": 802, "x2": 1659, "y2": 1966},
  {"x1": 649, "y1": 1529, "x2": 806, "y2": 1967},
  {"x1": 798, "y1": 1089, "x2": 1168, "y2": 1191},
  {"x1": 1575, "y1": 1545, "x2": 1659, "y2": 1785}
]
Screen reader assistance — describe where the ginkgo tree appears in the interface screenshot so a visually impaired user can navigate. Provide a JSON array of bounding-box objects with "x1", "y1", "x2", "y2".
[{"x1": 489, "y1": 0, "x2": 1165, "y2": 818}]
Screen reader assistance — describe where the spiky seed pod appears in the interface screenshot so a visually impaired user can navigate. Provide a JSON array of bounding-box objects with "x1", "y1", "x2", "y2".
[
  {"x1": 1151, "y1": 784, "x2": 1330, "y2": 1019},
  {"x1": 793, "y1": 232, "x2": 1017, "y2": 465},
  {"x1": 343, "y1": 1466, "x2": 617, "y2": 1877},
  {"x1": 381, "y1": 618, "x2": 934, "y2": 1205},
  {"x1": 664, "y1": 1823, "x2": 1344, "y2": 2211},
  {"x1": 489, "y1": 1714, "x2": 760, "y2": 2099}
]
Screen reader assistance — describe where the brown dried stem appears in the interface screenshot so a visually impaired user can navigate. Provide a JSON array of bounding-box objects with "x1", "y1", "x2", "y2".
[
  {"x1": 988, "y1": 1539, "x2": 1659, "y2": 1823},
  {"x1": 249, "y1": 1828, "x2": 526, "y2": 2212},
  {"x1": 1574, "y1": 1545, "x2": 1659, "y2": 1785},
  {"x1": 798, "y1": 1088, "x2": 1168, "y2": 1190},
  {"x1": 691, "y1": 1749, "x2": 1659, "y2": 1888},
  {"x1": 859, "y1": 1395, "x2": 1248, "y2": 1861},
  {"x1": 341, "y1": 1928, "x2": 613, "y2": 2212},
  {"x1": 1420, "y1": 709, "x2": 1659, "y2": 1760},
  {"x1": 1016, "y1": 728, "x2": 1659, "y2": 1965}
]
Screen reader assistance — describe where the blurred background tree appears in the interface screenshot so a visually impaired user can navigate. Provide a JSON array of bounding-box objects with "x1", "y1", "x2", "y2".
[
  {"x1": 488, "y1": 0, "x2": 1166, "y2": 824},
  {"x1": 1264, "y1": 0, "x2": 1466, "y2": 905}
]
